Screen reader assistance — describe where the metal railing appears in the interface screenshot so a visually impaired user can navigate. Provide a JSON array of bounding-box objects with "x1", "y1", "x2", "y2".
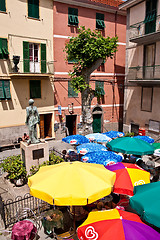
[
  {"x1": 129, "y1": 15, "x2": 160, "y2": 40},
  {"x1": 8, "y1": 60, "x2": 54, "y2": 74},
  {"x1": 128, "y1": 65, "x2": 160, "y2": 81},
  {"x1": 0, "y1": 193, "x2": 50, "y2": 228}
]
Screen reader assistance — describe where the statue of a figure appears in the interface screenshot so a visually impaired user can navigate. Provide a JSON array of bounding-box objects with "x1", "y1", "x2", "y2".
[{"x1": 25, "y1": 99, "x2": 40, "y2": 145}]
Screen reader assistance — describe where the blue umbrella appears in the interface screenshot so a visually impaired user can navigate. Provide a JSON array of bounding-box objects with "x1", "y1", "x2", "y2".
[
  {"x1": 81, "y1": 151, "x2": 122, "y2": 166},
  {"x1": 134, "y1": 135, "x2": 154, "y2": 144},
  {"x1": 85, "y1": 133, "x2": 111, "y2": 143},
  {"x1": 62, "y1": 135, "x2": 89, "y2": 145},
  {"x1": 76, "y1": 143, "x2": 107, "y2": 155},
  {"x1": 103, "y1": 130, "x2": 124, "y2": 139}
]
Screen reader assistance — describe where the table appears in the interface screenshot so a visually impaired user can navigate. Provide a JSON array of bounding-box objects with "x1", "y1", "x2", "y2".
[
  {"x1": 11, "y1": 220, "x2": 37, "y2": 240},
  {"x1": 42, "y1": 209, "x2": 64, "y2": 234}
]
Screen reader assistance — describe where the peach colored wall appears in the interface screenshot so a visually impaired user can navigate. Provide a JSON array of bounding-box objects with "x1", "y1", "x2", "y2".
[{"x1": 130, "y1": 1, "x2": 145, "y2": 26}]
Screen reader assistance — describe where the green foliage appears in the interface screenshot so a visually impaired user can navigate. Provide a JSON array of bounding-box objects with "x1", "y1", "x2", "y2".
[
  {"x1": 65, "y1": 26, "x2": 118, "y2": 92},
  {"x1": 0, "y1": 155, "x2": 27, "y2": 180},
  {"x1": 125, "y1": 132, "x2": 135, "y2": 137},
  {"x1": 29, "y1": 151, "x2": 64, "y2": 177}
]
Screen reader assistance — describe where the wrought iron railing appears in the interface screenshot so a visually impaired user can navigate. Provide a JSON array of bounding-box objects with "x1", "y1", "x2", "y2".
[
  {"x1": 0, "y1": 193, "x2": 50, "y2": 228},
  {"x1": 8, "y1": 60, "x2": 54, "y2": 74},
  {"x1": 129, "y1": 15, "x2": 160, "y2": 39},
  {"x1": 128, "y1": 65, "x2": 160, "y2": 80}
]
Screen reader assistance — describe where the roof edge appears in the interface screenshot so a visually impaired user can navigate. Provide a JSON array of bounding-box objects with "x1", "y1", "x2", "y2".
[{"x1": 119, "y1": 0, "x2": 143, "y2": 10}]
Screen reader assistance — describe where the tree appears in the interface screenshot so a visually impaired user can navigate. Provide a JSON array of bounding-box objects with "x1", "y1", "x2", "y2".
[{"x1": 65, "y1": 26, "x2": 118, "y2": 135}]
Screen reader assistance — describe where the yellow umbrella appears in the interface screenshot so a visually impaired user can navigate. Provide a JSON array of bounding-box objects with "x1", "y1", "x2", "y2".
[{"x1": 28, "y1": 161, "x2": 116, "y2": 206}]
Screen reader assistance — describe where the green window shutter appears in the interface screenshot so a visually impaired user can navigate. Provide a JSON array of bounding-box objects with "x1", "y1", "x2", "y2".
[
  {"x1": 28, "y1": 0, "x2": 39, "y2": 19},
  {"x1": 96, "y1": 13, "x2": 105, "y2": 30},
  {"x1": 3, "y1": 81, "x2": 11, "y2": 99},
  {"x1": 0, "y1": 38, "x2": 9, "y2": 59},
  {"x1": 0, "y1": 0, "x2": 6, "y2": 12},
  {"x1": 68, "y1": 81, "x2": 78, "y2": 97},
  {"x1": 41, "y1": 43, "x2": 46, "y2": 73},
  {"x1": 0, "y1": 81, "x2": 5, "y2": 99},
  {"x1": 23, "y1": 41, "x2": 30, "y2": 73},
  {"x1": 95, "y1": 81, "x2": 105, "y2": 96},
  {"x1": 30, "y1": 80, "x2": 41, "y2": 98},
  {"x1": 68, "y1": 7, "x2": 78, "y2": 26}
]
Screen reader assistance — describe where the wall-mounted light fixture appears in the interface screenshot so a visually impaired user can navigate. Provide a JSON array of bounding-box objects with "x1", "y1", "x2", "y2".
[{"x1": 68, "y1": 103, "x2": 74, "y2": 114}]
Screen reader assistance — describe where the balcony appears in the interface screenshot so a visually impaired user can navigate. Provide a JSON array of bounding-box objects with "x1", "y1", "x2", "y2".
[
  {"x1": 129, "y1": 15, "x2": 160, "y2": 44},
  {"x1": 9, "y1": 59, "x2": 54, "y2": 77},
  {"x1": 128, "y1": 65, "x2": 160, "y2": 84}
]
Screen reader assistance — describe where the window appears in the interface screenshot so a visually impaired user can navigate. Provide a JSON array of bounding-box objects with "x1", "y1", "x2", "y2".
[
  {"x1": 68, "y1": 81, "x2": 78, "y2": 97},
  {"x1": 95, "y1": 81, "x2": 105, "y2": 95},
  {"x1": 141, "y1": 87, "x2": 153, "y2": 112},
  {"x1": 28, "y1": 0, "x2": 39, "y2": 19},
  {"x1": 0, "y1": 0, "x2": 6, "y2": 12},
  {"x1": 0, "y1": 81, "x2": 11, "y2": 100},
  {"x1": 145, "y1": 0, "x2": 157, "y2": 34},
  {"x1": 23, "y1": 41, "x2": 46, "y2": 73},
  {"x1": 68, "y1": 7, "x2": 78, "y2": 26},
  {"x1": 144, "y1": 44, "x2": 155, "y2": 79},
  {"x1": 96, "y1": 13, "x2": 105, "y2": 30},
  {"x1": 30, "y1": 80, "x2": 41, "y2": 98},
  {"x1": 0, "y1": 38, "x2": 9, "y2": 59}
]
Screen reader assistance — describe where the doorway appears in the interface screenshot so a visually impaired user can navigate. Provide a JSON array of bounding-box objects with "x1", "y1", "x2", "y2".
[
  {"x1": 66, "y1": 115, "x2": 77, "y2": 135},
  {"x1": 93, "y1": 114, "x2": 102, "y2": 133},
  {"x1": 40, "y1": 113, "x2": 52, "y2": 139}
]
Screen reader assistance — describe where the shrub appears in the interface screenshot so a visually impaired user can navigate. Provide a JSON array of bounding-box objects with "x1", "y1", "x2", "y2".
[
  {"x1": 124, "y1": 132, "x2": 134, "y2": 137},
  {"x1": 0, "y1": 155, "x2": 27, "y2": 181}
]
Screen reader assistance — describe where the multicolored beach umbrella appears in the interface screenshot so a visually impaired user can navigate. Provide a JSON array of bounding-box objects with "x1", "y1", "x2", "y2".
[
  {"x1": 62, "y1": 134, "x2": 89, "y2": 145},
  {"x1": 105, "y1": 162, "x2": 150, "y2": 196},
  {"x1": 77, "y1": 209, "x2": 160, "y2": 240},
  {"x1": 134, "y1": 135, "x2": 154, "y2": 144},
  {"x1": 130, "y1": 181, "x2": 160, "y2": 228},
  {"x1": 85, "y1": 133, "x2": 111, "y2": 143},
  {"x1": 103, "y1": 130, "x2": 124, "y2": 139},
  {"x1": 81, "y1": 151, "x2": 122, "y2": 166},
  {"x1": 77, "y1": 143, "x2": 107, "y2": 155}
]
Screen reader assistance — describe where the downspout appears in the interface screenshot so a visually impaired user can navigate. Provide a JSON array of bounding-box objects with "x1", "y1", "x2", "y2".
[{"x1": 112, "y1": 11, "x2": 117, "y2": 121}]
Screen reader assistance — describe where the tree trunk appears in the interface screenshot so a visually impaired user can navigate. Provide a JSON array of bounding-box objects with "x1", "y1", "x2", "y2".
[{"x1": 80, "y1": 58, "x2": 103, "y2": 135}]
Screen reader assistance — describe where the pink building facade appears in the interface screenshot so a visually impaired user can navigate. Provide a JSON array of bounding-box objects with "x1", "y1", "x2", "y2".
[{"x1": 53, "y1": 0, "x2": 126, "y2": 138}]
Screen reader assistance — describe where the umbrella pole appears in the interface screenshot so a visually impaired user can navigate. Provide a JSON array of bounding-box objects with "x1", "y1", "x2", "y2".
[{"x1": 73, "y1": 206, "x2": 76, "y2": 234}]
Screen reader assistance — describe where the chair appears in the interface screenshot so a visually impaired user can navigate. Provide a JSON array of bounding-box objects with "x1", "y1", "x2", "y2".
[
  {"x1": 57, "y1": 227, "x2": 74, "y2": 240},
  {"x1": 15, "y1": 207, "x2": 42, "y2": 238}
]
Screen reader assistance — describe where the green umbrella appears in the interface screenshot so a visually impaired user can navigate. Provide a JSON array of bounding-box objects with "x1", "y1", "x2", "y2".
[
  {"x1": 152, "y1": 142, "x2": 160, "y2": 150},
  {"x1": 130, "y1": 181, "x2": 160, "y2": 228},
  {"x1": 106, "y1": 137, "x2": 154, "y2": 155}
]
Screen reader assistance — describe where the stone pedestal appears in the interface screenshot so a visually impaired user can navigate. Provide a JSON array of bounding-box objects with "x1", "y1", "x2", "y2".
[{"x1": 20, "y1": 141, "x2": 49, "y2": 174}]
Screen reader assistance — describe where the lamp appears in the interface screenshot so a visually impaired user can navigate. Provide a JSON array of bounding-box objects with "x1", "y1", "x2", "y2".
[
  {"x1": 13, "y1": 55, "x2": 20, "y2": 72},
  {"x1": 68, "y1": 103, "x2": 74, "y2": 114}
]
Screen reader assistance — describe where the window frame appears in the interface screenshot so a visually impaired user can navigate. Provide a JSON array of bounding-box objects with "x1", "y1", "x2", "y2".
[
  {"x1": 30, "y1": 80, "x2": 41, "y2": 99},
  {"x1": 68, "y1": 7, "x2": 79, "y2": 26},
  {"x1": 0, "y1": 38, "x2": 9, "y2": 60}
]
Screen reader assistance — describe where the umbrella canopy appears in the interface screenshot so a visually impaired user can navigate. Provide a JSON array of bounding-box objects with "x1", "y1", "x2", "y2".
[
  {"x1": 85, "y1": 133, "x2": 111, "y2": 143},
  {"x1": 77, "y1": 209, "x2": 160, "y2": 240},
  {"x1": 130, "y1": 181, "x2": 160, "y2": 228},
  {"x1": 134, "y1": 135, "x2": 154, "y2": 144},
  {"x1": 152, "y1": 142, "x2": 160, "y2": 150},
  {"x1": 81, "y1": 151, "x2": 122, "y2": 166},
  {"x1": 105, "y1": 162, "x2": 150, "y2": 196},
  {"x1": 28, "y1": 161, "x2": 116, "y2": 206},
  {"x1": 103, "y1": 130, "x2": 124, "y2": 138},
  {"x1": 106, "y1": 137, "x2": 154, "y2": 155},
  {"x1": 77, "y1": 143, "x2": 107, "y2": 155},
  {"x1": 62, "y1": 135, "x2": 89, "y2": 145}
]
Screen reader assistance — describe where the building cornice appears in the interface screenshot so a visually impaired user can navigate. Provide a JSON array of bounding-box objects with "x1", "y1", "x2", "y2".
[
  {"x1": 54, "y1": 0, "x2": 126, "y2": 16},
  {"x1": 119, "y1": 0, "x2": 144, "y2": 10}
]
